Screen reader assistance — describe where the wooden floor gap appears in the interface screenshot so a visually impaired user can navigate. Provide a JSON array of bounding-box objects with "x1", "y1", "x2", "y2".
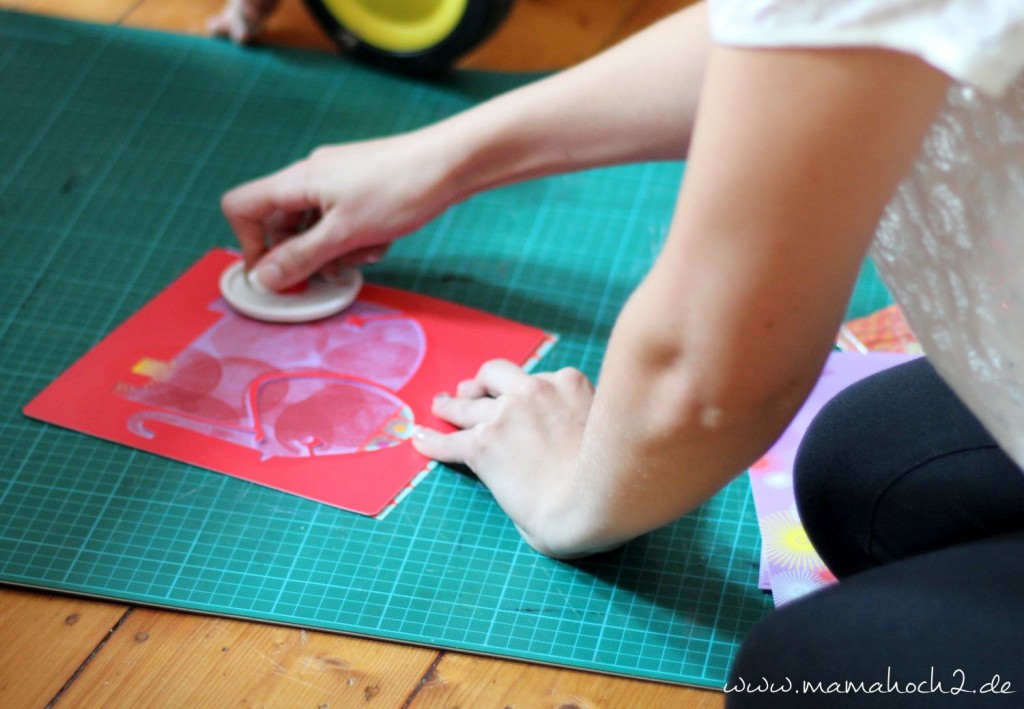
[
  {"x1": 114, "y1": 0, "x2": 147, "y2": 25},
  {"x1": 399, "y1": 651, "x2": 447, "y2": 709},
  {"x1": 45, "y1": 606, "x2": 136, "y2": 709}
]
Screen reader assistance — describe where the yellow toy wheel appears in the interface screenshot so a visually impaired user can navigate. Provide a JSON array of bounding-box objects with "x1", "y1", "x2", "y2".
[{"x1": 303, "y1": 0, "x2": 515, "y2": 75}]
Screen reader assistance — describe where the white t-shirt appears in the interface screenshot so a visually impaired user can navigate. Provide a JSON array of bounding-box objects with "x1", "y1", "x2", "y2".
[{"x1": 709, "y1": 0, "x2": 1024, "y2": 468}]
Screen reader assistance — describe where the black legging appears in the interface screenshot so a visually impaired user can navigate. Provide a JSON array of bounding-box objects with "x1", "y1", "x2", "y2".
[{"x1": 726, "y1": 358, "x2": 1024, "y2": 707}]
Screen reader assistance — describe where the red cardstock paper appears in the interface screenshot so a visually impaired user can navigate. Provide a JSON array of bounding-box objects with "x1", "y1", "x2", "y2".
[{"x1": 25, "y1": 249, "x2": 555, "y2": 518}]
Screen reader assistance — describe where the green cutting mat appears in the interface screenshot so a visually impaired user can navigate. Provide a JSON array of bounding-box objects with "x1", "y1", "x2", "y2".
[{"x1": 0, "y1": 11, "x2": 893, "y2": 688}]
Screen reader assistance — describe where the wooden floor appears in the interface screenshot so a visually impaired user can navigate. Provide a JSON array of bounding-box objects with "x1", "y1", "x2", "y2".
[{"x1": 0, "y1": 1, "x2": 722, "y2": 707}]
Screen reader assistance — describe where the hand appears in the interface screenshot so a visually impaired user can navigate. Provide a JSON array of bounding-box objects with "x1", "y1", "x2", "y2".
[
  {"x1": 412, "y1": 359, "x2": 597, "y2": 557},
  {"x1": 220, "y1": 131, "x2": 456, "y2": 291}
]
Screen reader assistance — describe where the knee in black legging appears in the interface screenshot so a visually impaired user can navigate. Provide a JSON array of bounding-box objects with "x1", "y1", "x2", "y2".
[
  {"x1": 792, "y1": 375, "x2": 884, "y2": 578},
  {"x1": 792, "y1": 357, "x2": 1024, "y2": 578}
]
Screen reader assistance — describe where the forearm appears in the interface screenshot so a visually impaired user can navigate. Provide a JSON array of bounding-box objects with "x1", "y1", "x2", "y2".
[
  {"x1": 425, "y1": 3, "x2": 710, "y2": 203},
  {"x1": 525, "y1": 45, "x2": 950, "y2": 558},
  {"x1": 532, "y1": 272, "x2": 823, "y2": 558}
]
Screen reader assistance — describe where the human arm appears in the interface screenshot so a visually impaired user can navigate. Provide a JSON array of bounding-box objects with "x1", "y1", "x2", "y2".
[
  {"x1": 220, "y1": 3, "x2": 711, "y2": 290},
  {"x1": 414, "y1": 44, "x2": 951, "y2": 557}
]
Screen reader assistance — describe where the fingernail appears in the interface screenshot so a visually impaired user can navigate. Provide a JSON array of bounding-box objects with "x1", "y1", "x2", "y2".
[
  {"x1": 249, "y1": 263, "x2": 283, "y2": 293},
  {"x1": 412, "y1": 424, "x2": 431, "y2": 440},
  {"x1": 433, "y1": 392, "x2": 451, "y2": 402}
]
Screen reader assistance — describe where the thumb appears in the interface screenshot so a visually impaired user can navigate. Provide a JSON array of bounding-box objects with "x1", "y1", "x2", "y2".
[
  {"x1": 221, "y1": 160, "x2": 313, "y2": 270},
  {"x1": 249, "y1": 212, "x2": 345, "y2": 291}
]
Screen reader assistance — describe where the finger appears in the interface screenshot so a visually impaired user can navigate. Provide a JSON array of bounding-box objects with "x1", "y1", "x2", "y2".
[
  {"x1": 411, "y1": 425, "x2": 477, "y2": 465},
  {"x1": 473, "y1": 359, "x2": 532, "y2": 397},
  {"x1": 207, "y1": 13, "x2": 230, "y2": 37},
  {"x1": 319, "y1": 245, "x2": 388, "y2": 278},
  {"x1": 250, "y1": 210, "x2": 345, "y2": 291},
  {"x1": 220, "y1": 160, "x2": 312, "y2": 269},
  {"x1": 216, "y1": 8, "x2": 260, "y2": 44},
  {"x1": 535, "y1": 367, "x2": 595, "y2": 393},
  {"x1": 431, "y1": 393, "x2": 496, "y2": 429},
  {"x1": 263, "y1": 210, "x2": 295, "y2": 246},
  {"x1": 455, "y1": 378, "x2": 487, "y2": 399},
  {"x1": 229, "y1": 16, "x2": 255, "y2": 44},
  {"x1": 334, "y1": 244, "x2": 390, "y2": 268},
  {"x1": 266, "y1": 208, "x2": 321, "y2": 250}
]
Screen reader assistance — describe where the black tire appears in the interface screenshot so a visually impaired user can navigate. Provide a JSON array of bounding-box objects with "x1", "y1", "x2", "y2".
[{"x1": 302, "y1": 0, "x2": 516, "y2": 77}]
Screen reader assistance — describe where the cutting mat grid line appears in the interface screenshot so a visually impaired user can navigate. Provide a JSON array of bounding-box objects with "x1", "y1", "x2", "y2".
[{"x1": 0, "y1": 11, "x2": 895, "y2": 688}]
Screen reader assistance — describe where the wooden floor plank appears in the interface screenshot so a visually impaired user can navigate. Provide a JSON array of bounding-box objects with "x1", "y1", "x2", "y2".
[
  {"x1": 460, "y1": 0, "x2": 639, "y2": 71},
  {"x1": 0, "y1": 587, "x2": 129, "y2": 709},
  {"x1": 120, "y1": 0, "x2": 226, "y2": 36},
  {"x1": 56, "y1": 608, "x2": 440, "y2": 707},
  {"x1": 409, "y1": 652, "x2": 724, "y2": 708},
  {"x1": 0, "y1": 0, "x2": 139, "y2": 23},
  {"x1": 607, "y1": 0, "x2": 697, "y2": 48}
]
